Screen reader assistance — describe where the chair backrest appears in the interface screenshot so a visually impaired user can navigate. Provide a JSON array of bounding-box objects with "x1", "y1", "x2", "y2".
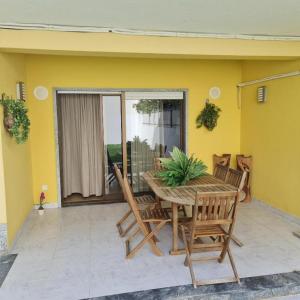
[
  {"x1": 193, "y1": 191, "x2": 239, "y2": 228},
  {"x1": 213, "y1": 163, "x2": 229, "y2": 181},
  {"x1": 225, "y1": 168, "x2": 247, "y2": 190},
  {"x1": 236, "y1": 155, "x2": 252, "y2": 173},
  {"x1": 154, "y1": 157, "x2": 163, "y2": 171},
  {"x1": 213, "y1": 154, "x2": 231, "y2": 170},
  {"x1": 114, "y1": 163, "x2": 125, "y2": 195}
]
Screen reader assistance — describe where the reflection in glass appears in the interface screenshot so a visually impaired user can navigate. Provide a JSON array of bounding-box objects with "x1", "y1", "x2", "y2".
[{"x1": 126, "y1": 97, "x2": 184, "y2": 193}]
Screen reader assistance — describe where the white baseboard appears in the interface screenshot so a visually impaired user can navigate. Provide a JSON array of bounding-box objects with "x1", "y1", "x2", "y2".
[
  {"x1": 253, "y1": 198, "x2": 300, "y2": 226},
  {"x1": 33, "y1": 202, "x2": 59, "y2": 209}
]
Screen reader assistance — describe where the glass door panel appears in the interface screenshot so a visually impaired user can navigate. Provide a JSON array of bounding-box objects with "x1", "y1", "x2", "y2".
[
  {"x1": 125, "y1": 93, "x2": 184, "y2": 193},
  {"x1": 103, "y1": 95, "x2": 123, "y2": 195}
]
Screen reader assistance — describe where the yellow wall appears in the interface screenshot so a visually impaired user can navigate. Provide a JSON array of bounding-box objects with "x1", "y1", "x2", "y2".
[
  {"x1": 241, "y1": 59, "x2": 300, "y2": 218},
  {"x1": 0, "y1": 49, "x2": 299, "y2": 248},
  {"x1": 26, "y1": 55, "x2": 241, "y2": 204},
  {"x1": 0, "y1": 53, "x2": 34, "y2": 246},
  {"x1": 1, "y1": 29, "x2": 300, "y2": 59}
]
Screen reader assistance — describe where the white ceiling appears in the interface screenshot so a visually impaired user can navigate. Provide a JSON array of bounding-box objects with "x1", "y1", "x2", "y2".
[{"x1": 0, "y1": 0, "x2": 300, "y2": 39}]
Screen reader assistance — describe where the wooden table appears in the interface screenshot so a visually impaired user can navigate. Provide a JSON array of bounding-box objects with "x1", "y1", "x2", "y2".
[{"x1": 143, "y1": 170, "x2": 238, "y2": 255}]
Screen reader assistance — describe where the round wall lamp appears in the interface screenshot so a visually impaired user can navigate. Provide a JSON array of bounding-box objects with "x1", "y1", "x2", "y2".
[
  {"x1": 209, "y1": 87, "x2": 221, "y2": 100},
  {"x1": 34, "y1": 86, "x2": 48, "y2": 100}
]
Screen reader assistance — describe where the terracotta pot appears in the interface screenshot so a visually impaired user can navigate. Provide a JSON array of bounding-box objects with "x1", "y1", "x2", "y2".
[{"x1": 3, "y1": 113, "x2": 14, "y2": 130}]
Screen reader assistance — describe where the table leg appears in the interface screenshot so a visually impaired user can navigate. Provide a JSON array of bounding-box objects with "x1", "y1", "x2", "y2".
[{"x1": 170, "y1": 202, "x2": 185, "y2": 255}]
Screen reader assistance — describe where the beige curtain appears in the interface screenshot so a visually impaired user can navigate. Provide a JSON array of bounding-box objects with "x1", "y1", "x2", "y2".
[{"x1": 59, "y1": 94, "x2": 104, "y2": 198}]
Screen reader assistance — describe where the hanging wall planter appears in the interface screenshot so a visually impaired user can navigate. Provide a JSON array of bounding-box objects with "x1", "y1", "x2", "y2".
[
  {"x1": 196, "y1": 100, "x2": 221, "y2": 131},
  {"x1": 0, "y1": 94, "x2": 30, "y2": 144}
]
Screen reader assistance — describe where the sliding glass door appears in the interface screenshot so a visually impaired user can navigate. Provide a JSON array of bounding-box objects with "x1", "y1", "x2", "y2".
[
  {"x1": 125, "y1": 92, "x2": 185, "y2": 193},
  {"x1": 57, "y1": 90, "x2": 185, "y2": 205}
]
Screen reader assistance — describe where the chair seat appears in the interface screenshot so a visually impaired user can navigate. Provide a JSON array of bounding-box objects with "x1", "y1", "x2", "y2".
[
  {"x1": 136, "y1": 194, "x2": 156, "y2": 205},
  {"x1": 182, "y1": 222, "x2": 227, "y2": 238},
  {"x1": 193, "y1": 225, "x2": 226, "y2": 237},
  {"x1": 141, "y1": 208, "x2": 171, "y2": 222}
]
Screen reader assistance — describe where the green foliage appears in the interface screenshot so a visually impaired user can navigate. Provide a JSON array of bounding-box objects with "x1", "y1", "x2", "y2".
[
  {"x1": 156, "y1": 147, "x2": 207, "y2": 187},
  {"x1": 107, "y1": 144, "x2": 122, "y2": 162},
  {"x1": 133, "y1": 99, "x2": 160, "y2": 115},
  {"x1": 0, "y1": 96, "x2": 30, "y2": 144},
  {"x1": 133, "y1": 99, "x2": 177, "y2": 115},
  {"x1": 196, "y1": 102, "x2": 221, "y2": 131}
]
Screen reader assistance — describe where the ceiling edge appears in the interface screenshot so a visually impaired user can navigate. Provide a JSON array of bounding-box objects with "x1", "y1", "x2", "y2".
[{"x1": 1, "y1": 22, "x2": 300, "y2": 41}]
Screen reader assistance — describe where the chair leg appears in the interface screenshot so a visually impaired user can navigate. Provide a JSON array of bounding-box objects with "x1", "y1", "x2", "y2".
[
  {"x1": 181, "y1": 226, "x2": 197, "y2": 288},
  {"x1": 219, "y1": 236, "x2": 230, "y2": 263},
  {"x1": 126, "y1": 221, "x2": 167, "y2": 259},
  {"x1": 116, "y1": 210, "x2": 135, "y2": 237},
  {"x1": 181, "y1": 205, "x2": 187, "y2": 217},
  {"x1": 227, "y1": 248, "x2": 240, "y2": 284},
  {"x1": 145, "y1": 223, "x2": 160, "y2": 243},
  {"x1": 231, "y1": 234, "x2": 244, "y2": 247}
]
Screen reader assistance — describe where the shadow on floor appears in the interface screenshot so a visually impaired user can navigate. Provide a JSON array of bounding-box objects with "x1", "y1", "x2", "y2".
[
  {"x1": 0, "y1": 254, "x2": 17, "y2": 288},
  {"x1": 84, "y1": 271, "x2": 300, "y2": 300}
]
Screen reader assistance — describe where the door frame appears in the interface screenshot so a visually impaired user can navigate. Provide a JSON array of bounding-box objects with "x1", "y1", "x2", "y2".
[{"x1": 53, "y1": 88, "x2": 188, "y2": 207}]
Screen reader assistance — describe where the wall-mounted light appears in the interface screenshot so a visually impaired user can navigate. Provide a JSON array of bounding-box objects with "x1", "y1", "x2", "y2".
[
  {"x1": 16, "y1": 81, "x2": 26, "y2": 101},
  {"x1": 209, "y1": 87, "x2": 221, "y2": 100},
  {"x1": 34, "y1": 86, "x2": 48, "y2": 101},
  {"x1": 257, "y1": 86, "x2": 267, "y2": 103}
]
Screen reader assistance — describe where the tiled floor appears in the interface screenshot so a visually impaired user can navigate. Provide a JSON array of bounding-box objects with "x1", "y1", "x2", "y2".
[{"x1": 0, "y1": 201, "x2": 300, "y2": 300}]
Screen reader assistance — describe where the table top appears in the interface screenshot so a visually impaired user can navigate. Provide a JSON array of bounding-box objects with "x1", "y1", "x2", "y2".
[{"x1": 142, "y1": 170, "x2": 238, "y2": 205}]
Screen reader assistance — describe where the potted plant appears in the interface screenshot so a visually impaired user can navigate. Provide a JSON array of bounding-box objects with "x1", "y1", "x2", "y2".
[
  {"x1": 38, "y1": 192, "x2": 46, "y2": 215},
  {"x1": 196, "y1": 101, "x2": 221, "y2": 131},
  {"x1": 0, "y1": 94, "x2": 30, "y2": 144},
  {"x1": 156, "y1": 147, "x2": 207, "y2": 187}
]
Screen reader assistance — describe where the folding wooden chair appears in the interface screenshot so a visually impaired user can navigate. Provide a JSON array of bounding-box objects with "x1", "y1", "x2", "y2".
[
  {"x1": 213, "y1": 163, "x2": 229, "y2": 181},
  {"x1": 213, "y1": 154, "x2": 231, "y2": 170},
  {"x1": 122, "y1": 177, "x2": 171, "y2": 258},
  {"x1": 181, "y1": 190, "x2": 240, "y2": 288},
  {"x1": 225, "y1": 168, "x2": 246, "y2": 191},
  {"x1": 236, "y1": 155, "x2": 252, "y2": 203},
  {"x1": 225, "y1": 168, "x2": 247, "y2": 247},
  {"x1": 114, "y1": 164, "x2": 159, "y2": 238}
]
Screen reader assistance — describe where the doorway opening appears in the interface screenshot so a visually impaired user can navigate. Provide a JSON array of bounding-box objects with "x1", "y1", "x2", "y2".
[{"x1": 56, "y1": 93, "x2": 124, "y2": 206}]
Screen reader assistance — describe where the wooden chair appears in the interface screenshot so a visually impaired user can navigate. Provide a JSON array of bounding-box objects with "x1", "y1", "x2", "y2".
[
  {"x1": 213, "y1": 154, "x2": 231, "y2": 170},
  {"x1": 236, "y1": 155, "x2": 252, "y2": 203},
  {"x1": 154, "y1": 157, "x2": 163, "y2": 171},
  {"x1": 225, "y1": 168, "x2": 247, "y2": 247},
  {"x1": 213, "y1": 163, "x2": 229, "y2": 181},
  {"x1": 225, "y1": 168, "x2": 247, "y2": 191},
  {"x1": 122, "y1": 176, "x2": 171, "y2": 258},
  {"x1": 114, "y1": 164, "x2": 159, "y2": 238},
  {"x1": 181, "y1": 190, "x2": 240, "y2": 288}
]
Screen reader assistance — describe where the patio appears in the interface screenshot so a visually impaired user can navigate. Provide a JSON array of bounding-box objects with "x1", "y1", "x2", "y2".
[
  {"x1": 0, "y1": 200, "x2": 299, "y2": 299},
  {"x1": 0, "y1": 1, "x2": 300, "y2": 299}
]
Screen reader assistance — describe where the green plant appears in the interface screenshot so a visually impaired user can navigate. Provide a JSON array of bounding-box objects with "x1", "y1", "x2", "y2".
[
  {"x1": 133, "y1": 99, "x2": 177, "y2": 115},
  {"x1": 133, "y1": 99, "x2": 160, "y2": 115},
  {"x1": 196, "y1": 101, "x2": 221, "y2": 131},
  {"x1": 0, "y1": 95, "x2": 30, "y2": 144},
  {"x1": 156, "y1": 147, "x2": 207, "y2": 186}
]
